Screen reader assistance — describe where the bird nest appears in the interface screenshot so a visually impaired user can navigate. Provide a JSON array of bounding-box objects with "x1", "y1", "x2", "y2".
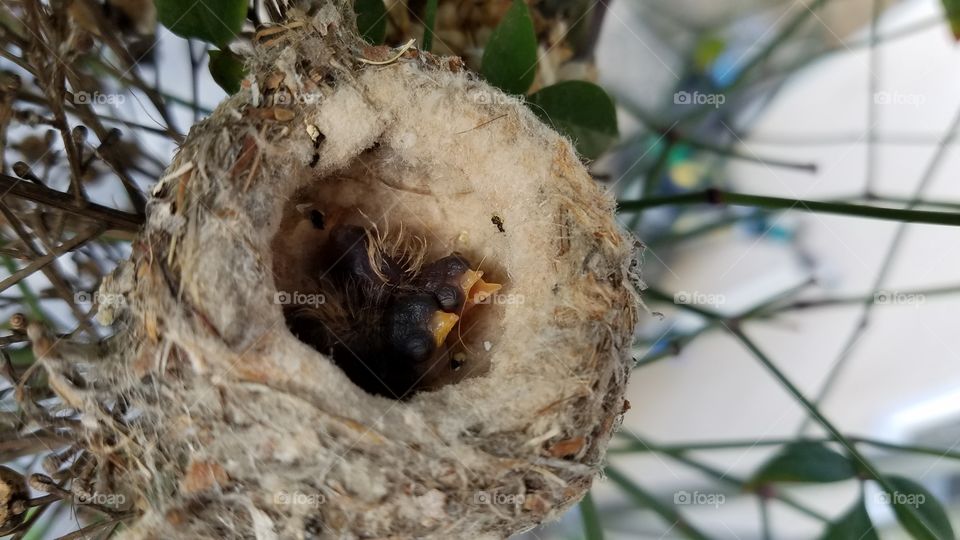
[{"x1": 31, "y1": 5, "x2": 641, "y2": 538}]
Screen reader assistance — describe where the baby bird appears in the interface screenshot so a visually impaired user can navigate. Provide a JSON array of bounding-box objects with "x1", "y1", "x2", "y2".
[{"x1": 285, "y1": 222, "x2": 500, "y2": 399}]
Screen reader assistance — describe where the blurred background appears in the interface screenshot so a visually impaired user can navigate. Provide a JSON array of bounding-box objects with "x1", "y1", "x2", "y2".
[
  {"x1": 1, "y1": 0, "x2": 959, "y2": 538},
  {"x1": 544, "y1": 0, "x2": 960, "y2": 537}
]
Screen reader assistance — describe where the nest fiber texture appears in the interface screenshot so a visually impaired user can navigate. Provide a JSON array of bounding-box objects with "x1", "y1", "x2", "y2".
[{"x1": 75, "y1": 6, "x2": 640, "y2": 539}]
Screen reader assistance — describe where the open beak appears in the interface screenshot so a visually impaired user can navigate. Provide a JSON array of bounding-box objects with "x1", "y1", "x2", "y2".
[
  {"x1": 429, "y1": 311, "x2": 460, "y2": 346},
  {"x1": 430, "y1": 270, "x2": 503, "y2": 347},
  {"x1": 459, "y1": 270, "x2": 503, "y2": 306}
]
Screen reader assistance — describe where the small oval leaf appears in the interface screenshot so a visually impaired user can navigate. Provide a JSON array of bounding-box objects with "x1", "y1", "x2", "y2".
[
  {"x1": 884, "y1": 475, "x2": 955, "y2": 540},
  {"x1": 694, "y1": 36, "x2": 726, "y2": 71},
  {"x1": 821, "y1": 498, "x2": 878, "y2": 540},
  {"x1": 354, "y1": 0, "x2": 387, "y2": 44},
  {"x1": 155, "y1": 0, "x2": 246, "y2": 47},
  {"x1": 208, "y1": 49, "x2": 246, "y2": 94},
  {"x1": 749, "y1": 441, "x2": 856, "y2": 486},
  {"x1": 526, "y1": 80, "x2": 618, "y2": 160},
  {"x1": 941, "y1": 0, "x2": 960, "y2": 40},
  {"x1": 481, "y1": 0, "x2": 538, "y2": 95}
]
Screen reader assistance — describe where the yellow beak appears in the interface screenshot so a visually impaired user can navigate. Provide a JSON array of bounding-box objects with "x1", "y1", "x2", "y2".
[
  {"x1": 429, "y1": 270, "x2": 503, "y2": 347},
  {"x1": 459, "y1": 270, "x2": 503, "y2": 306},
  {"x1": 429, "y1": 311, "x2": 460, "y2": 346}
]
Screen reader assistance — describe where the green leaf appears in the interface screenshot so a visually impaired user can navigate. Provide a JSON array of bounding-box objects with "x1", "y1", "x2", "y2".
[
  {"x1": 941, "y1": 0, "x2": 960, "y2": 40},
  {"x1": 354, "y1": 0, "x2": 387, "y2": 44},
  {"x1": 579, "y1": 491, "x2": 604, "y2": 540},
  {"x1": 1, "y1": 256, "x2": 44, "y2": 320},
  {"x1": 526, "y1": 80, "x2": 618, "y2": 160},
  {"x1": 821, "y1": 499, "x2": 878, "y2": 540},
  {"x1": 481, "y1": 0, "x2": 537, "y2": 95},
  {"x1": 694, "y1": 36, "x2": 726, "y2": 71},
  {"x1": 6, "y1": 346, "x2": 34, "y2": 367},
  {"x1": 422, "y1": 0, "x2": 438, "y2": 52},
  {"x1": 208, "y1": 49, "x2": 246, "y2": 94},
  {"x1": 749, "y1": 441, "x2": 856, "y2": 486},
  {"x1": 884, "y1": 475, "x2": 955, "y2": 540},
  {"x1": 154, "y1": 0, "x2": 246, "y2": 47}
]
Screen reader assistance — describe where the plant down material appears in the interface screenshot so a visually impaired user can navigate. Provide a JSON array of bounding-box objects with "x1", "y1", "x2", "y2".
[{"x1": 30, "y1": 3, "x2": 641, "y2": 538}]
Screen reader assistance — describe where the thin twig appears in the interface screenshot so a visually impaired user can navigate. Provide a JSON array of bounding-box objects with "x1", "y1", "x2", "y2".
[
  {"x1": 0, "y1": 225, "x2": 103, "y2": 294},
  {"x1": 0, "y1": 173, "x2": 143, "y2": 233}
]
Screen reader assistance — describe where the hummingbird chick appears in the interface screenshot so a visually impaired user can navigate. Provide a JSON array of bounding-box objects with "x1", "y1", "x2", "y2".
[{"x1": 285, "y1": 223, "x2": 500, "y2": 399}]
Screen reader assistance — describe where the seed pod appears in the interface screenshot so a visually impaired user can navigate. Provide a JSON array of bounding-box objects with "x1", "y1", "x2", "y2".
[{"x1": 0, "y1": 466, "x2": 28, "y2": 534}]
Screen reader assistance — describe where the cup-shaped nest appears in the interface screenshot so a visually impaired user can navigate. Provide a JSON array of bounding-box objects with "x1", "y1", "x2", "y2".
[{"x1": 86, "y1": 6, "x2": 640, "y2": 539}]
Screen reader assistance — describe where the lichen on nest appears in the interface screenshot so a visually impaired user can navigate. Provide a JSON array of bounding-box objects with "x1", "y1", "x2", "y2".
[{"x1": 29, "y1": 3, "x2": 642, "y2": 538}]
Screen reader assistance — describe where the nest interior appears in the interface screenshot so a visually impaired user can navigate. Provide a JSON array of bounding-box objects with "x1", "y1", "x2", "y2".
[
  {"x1": 63, "y1": 6, "x2": 642, "y2": 539},
  {"x1": 269, "y1": 152, "x2": 511, "y2": 398}
]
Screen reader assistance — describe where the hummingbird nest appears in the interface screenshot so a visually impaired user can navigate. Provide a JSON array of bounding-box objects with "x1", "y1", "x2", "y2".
[{"x1": 33, "y1": 4, "x2": 641, "y2": 538}]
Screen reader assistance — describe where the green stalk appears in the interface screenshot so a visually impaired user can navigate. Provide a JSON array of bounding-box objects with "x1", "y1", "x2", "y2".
[
  {"x1": 619, "y1": 190, "x2": 960, "y2": 227},
  {"x1": 579, "y1": 492, "x2": 604, "y2": 540},
  {"x1": 422, "y1": 0, "x2": 438, "y2": 52},
  {"x1": 729, "y1": 328, "x2": 945, "y2": 538},
  {"x1": 615, "y1": 434, "x2": 830, "y2": 523},
  {"x1": 610, "y1": 436, "x2": 960, "y2": 461},
  {"x1": 604, "y1": 467, "x2": 712, "y2": 540}
]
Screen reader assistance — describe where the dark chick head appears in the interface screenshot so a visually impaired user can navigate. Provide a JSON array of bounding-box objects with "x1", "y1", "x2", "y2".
[
  {"x1": 320, "y1": 224, "x2": 406, "y2": 285},
  {"x1": 285, "y1": 223, "x2": 499, "y2": 399}
]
